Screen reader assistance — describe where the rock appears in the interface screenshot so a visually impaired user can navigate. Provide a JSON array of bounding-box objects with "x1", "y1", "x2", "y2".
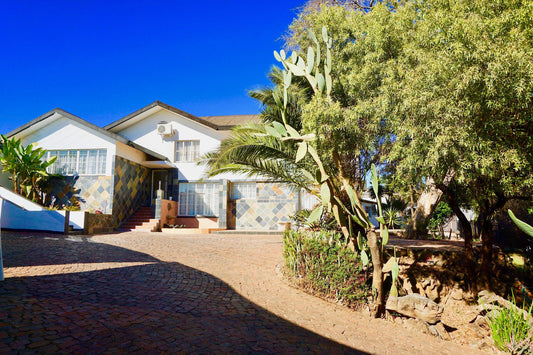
[
  {"x1": 386, "y1": 293, "x2": 444, "y2": 324},
  {"x1": 403, "y1": 318, "x2": 431, "y2": 335},
  {"x1": 450, "y1": 288, "x2": 463, "y2": 301},
  {"x1": 434, "y1": 322, "x2": 451, "y2": 341},
  {"x1": 478, "y1": 290, "x2": 533, "y2": 323}
]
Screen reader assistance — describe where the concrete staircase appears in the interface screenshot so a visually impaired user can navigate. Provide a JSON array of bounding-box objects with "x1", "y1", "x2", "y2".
[{"x1": 119, "y1": 207, "x2": 160, "y2": 232}]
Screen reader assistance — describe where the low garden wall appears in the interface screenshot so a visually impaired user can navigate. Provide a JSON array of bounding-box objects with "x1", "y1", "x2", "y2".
[{"x1": 83, "y1": 212, "x2": 115, "y2": 234}]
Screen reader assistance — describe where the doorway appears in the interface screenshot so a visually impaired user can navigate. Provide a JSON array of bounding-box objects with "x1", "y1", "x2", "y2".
[{"x1": 151, "y1": 170, "x2": 169, "y2": 206}]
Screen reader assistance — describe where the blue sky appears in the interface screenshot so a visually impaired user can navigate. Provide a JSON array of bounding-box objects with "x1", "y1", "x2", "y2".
[{"x1": 0, "y1": 0, "x2": 304, "y2": 134}]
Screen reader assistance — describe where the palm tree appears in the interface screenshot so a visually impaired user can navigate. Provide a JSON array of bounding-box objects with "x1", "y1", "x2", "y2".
[{"x1": 201, "y1": 67, "x2": 315, "y2": 191}]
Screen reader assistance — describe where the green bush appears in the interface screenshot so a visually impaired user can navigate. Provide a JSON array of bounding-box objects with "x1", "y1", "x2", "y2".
[
  {"x1": 487, "y1": 295, "x2": 533, "y2": 353},
  {"x1": 283, "y1": 229, "x2": 369, "y2": 308}
]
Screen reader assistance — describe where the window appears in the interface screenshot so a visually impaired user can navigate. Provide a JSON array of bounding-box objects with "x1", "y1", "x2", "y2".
[
  {"x1": 46, "y1": 149, "x2": 106, "y2": 175},
  {"x1": 178, "y1": 183, "x2": 219, "y2": 216},
  {"x1": 230, "y1": 182, "x2": 257, "y2": 199},
  {"x1": 175, "y1": 140, "x2": 200, "y2": 162}
]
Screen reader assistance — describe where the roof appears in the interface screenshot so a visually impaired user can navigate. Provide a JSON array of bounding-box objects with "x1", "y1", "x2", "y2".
[
  {"x1": 6, "y1": 108, "x2": 167, "y2": 161},
  {"x1": 199, "y1": 114, "x2": 261, "y2": 128},
  {"x1": 104, "y1": 100, "x2": 260, "y2": 131}
]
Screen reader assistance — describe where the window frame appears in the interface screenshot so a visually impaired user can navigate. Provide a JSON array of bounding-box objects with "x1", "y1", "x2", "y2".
[
  {"x1": 46, "y1": 149, "x2": 107, "y2": 176},
  {"x1": 174, "y1": 140, "x2": 200, "y2": 163},
  {"x1": 177, "y1": 182, "x2": 219, "y2": 217}
]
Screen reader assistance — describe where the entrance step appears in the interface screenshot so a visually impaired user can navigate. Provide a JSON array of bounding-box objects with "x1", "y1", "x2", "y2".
[{"x1": 119, "y1": 207, "x2": 160, "y2": 232}]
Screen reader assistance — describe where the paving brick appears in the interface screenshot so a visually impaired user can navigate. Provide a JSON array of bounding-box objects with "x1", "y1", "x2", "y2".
[{"x1": 0, "y1": 230, "x2": 484, "y2": 354}]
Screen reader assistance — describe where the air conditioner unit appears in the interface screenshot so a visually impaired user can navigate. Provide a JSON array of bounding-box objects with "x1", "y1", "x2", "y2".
[{"x1": 157, "y1": 123, "x2": 173, "y2": 136}]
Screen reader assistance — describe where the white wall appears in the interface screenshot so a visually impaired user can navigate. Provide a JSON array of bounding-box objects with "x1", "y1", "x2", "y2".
[
  {"x1": 19, "y1": 115, "x2": 117, "y2": 176},
  {"x1": 0, "y1": 199, "x2": 84, "y2": 232},
  {"x1": 114, "y1": 108, "x2": 243, "y2": 181}
]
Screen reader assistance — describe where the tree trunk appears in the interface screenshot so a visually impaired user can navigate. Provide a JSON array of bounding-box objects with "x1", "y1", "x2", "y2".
[
  {"x1": 405, "y1": 171, "x2": 455, "y2": 239},
  {"x1": 479, "y1": 214, "x2": 493, "y2": 290},
  {"x1": 446, "y1": 195, "x2": 475, "y2": 288},
  {"x1": 404, "y1": 179, "x2": 443, "y2": 239},
  {"x1": 367, "y1": 229, "x2": 384, "y2": 317}
]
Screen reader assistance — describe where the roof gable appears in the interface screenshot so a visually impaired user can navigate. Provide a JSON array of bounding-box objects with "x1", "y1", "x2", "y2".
[
  {"x1": 104, "y1": 101, "x2": 259, "y2": 132},
  {"x1": 6, "y1": 108, "x2": 167, "y2": 161}
]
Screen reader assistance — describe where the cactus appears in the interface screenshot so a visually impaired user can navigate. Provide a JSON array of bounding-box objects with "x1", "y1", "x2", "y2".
[
  {"x1": 509, "y1": 209, "x2": 533, "y2": 238},
  {"x1": 270, "y1": 27, "x2": 395, "y2": 316}
]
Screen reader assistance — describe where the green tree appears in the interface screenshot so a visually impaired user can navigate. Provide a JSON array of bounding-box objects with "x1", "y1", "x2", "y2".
[
  {"x1": 0, "y1": 135, "x2": 56, "y2": 204},
  {"x1": 286, "y1": 0, "x2": 533, "y2": 287}
]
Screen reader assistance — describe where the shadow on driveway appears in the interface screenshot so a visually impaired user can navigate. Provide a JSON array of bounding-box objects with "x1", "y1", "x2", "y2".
[{"x1": 0, "y1": 232, "x2": 366, "y2": 353}]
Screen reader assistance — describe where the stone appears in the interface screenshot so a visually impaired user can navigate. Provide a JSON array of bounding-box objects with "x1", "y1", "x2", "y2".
[
  {"x1": 450, "y1": 288, "x2": 463, "y2": 301},
  {"x1": 403, "y1": 318, "x2": 430, "y2": 335},
  {"x1": 386, "y1": 294, "x2": 444, "y2": 324}
]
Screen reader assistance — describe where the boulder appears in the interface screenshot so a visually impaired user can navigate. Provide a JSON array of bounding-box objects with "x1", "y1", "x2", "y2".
[{"x1": 386, "y1": 293, "x2": 444, "y2": 324}]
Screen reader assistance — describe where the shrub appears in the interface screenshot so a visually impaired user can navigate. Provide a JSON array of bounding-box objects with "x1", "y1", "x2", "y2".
[
  {"x1": 487, "y1": 295, "x2": 533, "y2": 353},
  {"x1": 283, "y1": 229, "x2": 369, "y2": 308}
]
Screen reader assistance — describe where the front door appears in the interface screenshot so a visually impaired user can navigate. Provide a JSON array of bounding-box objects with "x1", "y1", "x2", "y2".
[{"x1": 151, "y1": 170, "x2": 169, "y2": 206}]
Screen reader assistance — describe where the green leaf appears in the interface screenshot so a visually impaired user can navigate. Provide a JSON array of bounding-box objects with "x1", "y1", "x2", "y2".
[
  {"x1": 345, "y1": 185, "x2": 358, "y2": 209},
  {"x1": 280, "y1": 49, "x2": 286, "y2": 60},
  {"x1": 309, "y1": 29, "x2": 318, "y2": 44},
  {"x1": 382, "y1": 226, "x2": 389, "y2": 246},
  {"x1": 272, "y1": 122, "x2": 287, "y2": 137},
  {"x1": 308, "y1": 205, "x2": 323, "y2": 224},
  {"x1": 297, "y1": 56, "x2": 306, "y2": 72},
  {"x1": 301, "y1": 169, "x2": 316, "y2": 183},
  {"x1": 390, "y1": 284, "x2": 398, "y2": 298},
  {"x1": 376, "y1": 216, "x2": 385, "y2": 224},
  {"x1": 357, "y1": 231, "x2": 364, "y2": 250},
  {"x1": 274, "y1": 50, "x2": 282, "y2": 62},
  {"x1": 327, "y1": 49, "x2": 332, "y2": 69},
  {"x1": 317, "y1": 72, "x2": 325, "y2": 92},
  {"x1": 295, "y1": 142, "x2": 307, "y2": 163},
  {"x1": 265, "y1": 124, "x2": 281, "y2": 138},
  {"x1": 285, "y1": 124, "x2": 300, "y2": 138},
  {"x1": 361, "y1": 249, "x2": 369, "y2": 267},
  {"x1": 307, "y1": 47, "x2": 314, "y2": 73},
  {"x1": 286, "y1": 62, "x2": 305, "y2": 76},
  {"x1": 382, "y1": 257, "x2": 396, "y2": 273},
  {"x1": 322, "y1": 26, "x2": 328, "y2": 43},
  {"x1": 391, "y1": 261, "x2": 399, "y2": 281},
  {"x1": 509, "y1": 210, "x2": 533, "y2": 237},
  {"x1": 283, "y1": 70, "x2": 292, "y2": 88},
  {"x1": 371, "y1": 164, "x2": 379, "y2": 198},
  {"x1": 320, "y1": 182, "x2": 330, "y2": 206}
]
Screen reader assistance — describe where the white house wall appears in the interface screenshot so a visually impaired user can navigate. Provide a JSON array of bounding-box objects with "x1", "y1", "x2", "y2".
[
  {"x1": 19, "y1": 115, "x2": 116, "y2": 176},
  {"x1": 14, "y1": 114, "x2": 118, "y2": 213},
  {"x1": 114, "y1": 108, "x2": 241, "y2": 181}
]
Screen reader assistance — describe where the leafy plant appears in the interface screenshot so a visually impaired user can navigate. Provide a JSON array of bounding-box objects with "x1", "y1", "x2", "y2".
[
  {"x1": 0, "y1": 134, "x2": 56, "y2": 203},
  {"x1": 290, "y1": 208, "x2": 337, "y2": 231},
  {"x1": 427, "y1": 201, "x2": 454, "y2": 238},
  {"x1": 487, "y1": 294, "x2": 533, "y2": 353},
  {"x1": 383, "y1": 207, "x2": 403, "y2": 229},
  {"x1": 273, "y1": 27, "x2": 397, "y2": 317},
  {"x1": 283, "y1": 229, "x2": 369, "y2": 307}
]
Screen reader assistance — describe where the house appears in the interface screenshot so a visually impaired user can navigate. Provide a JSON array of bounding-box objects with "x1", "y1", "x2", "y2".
[{"x1": 2, "y1": 101, "x2": 311, "y2": 232}]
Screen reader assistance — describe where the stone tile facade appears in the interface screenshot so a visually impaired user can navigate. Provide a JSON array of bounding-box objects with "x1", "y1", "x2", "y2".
[
  {"x1": 112, "y1": 156, "x2": 151, "y2": 226},
  {"x1": 45, "y1": 175, "x2": 113, "y2": 213},
  {"x1": 231, "y1": 182, "x2": 298, "y2": 230}
]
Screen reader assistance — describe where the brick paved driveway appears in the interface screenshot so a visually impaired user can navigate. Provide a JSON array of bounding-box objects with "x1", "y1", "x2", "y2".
[{"x1": 0, "y1": 231, "x2": 483, "y2": 354}]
